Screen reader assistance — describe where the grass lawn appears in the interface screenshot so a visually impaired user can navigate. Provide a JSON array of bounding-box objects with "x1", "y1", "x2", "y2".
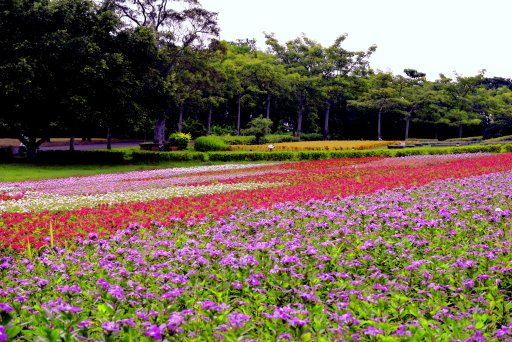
[{"x1": 0, "y1": 162, "x2": 209, "y2": 182}]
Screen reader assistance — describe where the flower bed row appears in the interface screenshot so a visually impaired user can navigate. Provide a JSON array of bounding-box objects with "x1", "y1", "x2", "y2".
[
  {"x1": 1, "y1": 153, "x2": 512, "y2": 251},
  {"x1": 0, "y1": 170, "x2": 511, "y2": 340}
]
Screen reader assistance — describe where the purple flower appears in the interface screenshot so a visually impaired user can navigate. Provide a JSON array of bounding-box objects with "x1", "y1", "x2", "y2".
[
  {"x1": 0, "y1": 303, "x2": 14, "y2": 313},
  {"x1": 466, "y1": 330, "x2": 486, "y2": 342},
  {"x1": 405, "y1": 260, "x2": 425, "y2": 271},
  {"x1": 117, "y1": 318, "x2": 136, "y2": 327},
  {"x1": 287, "y1": 316, "x2": 308, "y2": 327},
  {"x1": 102, "y1": 321, "x2": 120, "y2": 332},
  {"x1": 494, "y1": 322, "x2": 512, "y2": 338},
  {"x1": 231, "y1": 281, "x2": 243, "y2": 289},
  {"x1": 144, "y1": 324, "x2": 163, "y2": 339},
  {"x1": 96, "y1": 278, "x2": 109, "y2": 289},
  {"x1": 462, "y1": 278, "x2": 475, "y2": 289},
  {"x1": 227, "y1": 312, "x2": 251, "y2": 328},
  {"x1": 162, "y1": 288, "x2": 185, "y2": 299},
  {"x1": 0, "y1": 326, "x2": 6, "y2": 342},
  {"x1": 78, "y1": 319, "x2": 94, "y2": 329},
  {"x1": 362, "y1": 326, "x2": 384, "y2": 336}
]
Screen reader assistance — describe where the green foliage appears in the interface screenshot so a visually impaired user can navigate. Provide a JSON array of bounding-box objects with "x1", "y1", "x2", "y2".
[
  {"x1": 207, "y1": 151, "x2": 296, "y2": 162},
  {"x1": 168, "y1": 132, "x2": 191, "y2": 150},
  {"x1": 210, "y1": 125, "x2": 233, "y2": 136},
  {"x1": 241, "y1": 116, "x2": 273, "y2": 143},
  {"x1": 219, "y1": 135, "x2": 255, "y2": 145},
  {"x1": 194, "y1": 136, "x2": 230, "y2": 152},
  {"x1": 131, "y1": 151, "x2": 207, "y2": 163},
  {"x1": 299, "y1": 133, "x2": 324, "y2": 141},
  {"x1": 262, "y1": 134, "x2": 299, "y2": 143}
]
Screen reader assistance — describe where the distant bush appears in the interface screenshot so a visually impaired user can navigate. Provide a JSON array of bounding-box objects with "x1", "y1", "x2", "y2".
[
  {"x1": 168, "y1": 132, "x2": 191, "y2": 150},
  {"x1": 194, "y1": 136, "x2": 229, "y2": 152},
  {"x1": 300, "y1": 133, "x2": 324, "y2": 141},
  {"x1": 262, "y1": 134, "x2": 299, "y2": 143},
  {"x1": 220, "y1": 135, "x2": 254, "y2": 145}
]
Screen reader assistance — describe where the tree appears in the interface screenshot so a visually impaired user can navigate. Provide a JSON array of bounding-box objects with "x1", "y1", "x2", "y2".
[
  {"x1": 320, "y1": 35, "x2": 376, "y2": 139},
  {"x1": 398, "y1": 69, "x2": 428, "y2": 140},
  {"x1": 265, "y1": 34, "x2": 324, "y2": 138},
  {"x1": 0, "y1": 0, "x2": 136, "y2": 157},
  {"x1": 437, "y1": 72, "x2": 485, "y2": 138},
  {"x1": 241, "y1": 116, "x2": 273, "y2": 144},
  {"x1": 107, "y1": 0, "x2": 219, "y2": 144},
  {"x1": 348, "y1": 72, "x2": 407, "y2": 140}
]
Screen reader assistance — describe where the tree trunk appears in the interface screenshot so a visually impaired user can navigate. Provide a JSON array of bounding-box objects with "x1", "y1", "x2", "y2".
[
  {"x1": 377, "y1": 104, "x2": 383, "y2": 140},
  {"x1": 404, "y1": 116, "x2": 410, "y2": 141},
  {"x1": 178, "y1": 103, "x2": 184, "y2": 133},
  {"x1": 296, "y1": 107, "x2": 303, "y2": 138},
  {"x1": 107, "y1": 127, "x2": 112, "y2": 150},
  {"x1": 458, "y1": 124, "x2": 463, "y2": 138},
  {"x1": 153, "y1": 112, "x2": 167, "y2": 144},
  {"x1": 434, "y1": 124, "x2": 439, "y2": 140},
  {"x1": 69, "y1": 136, "x2": 75, "y2": 151},
  {"x1": 236, "y1": 94, "x2": 241, "y2": 136},
  {"x1": 19, "y1": 136, "x2": 46, "y2": 160},
  {"x1": 323, "y1": 100, "x2": 331, "y2": 140},
  {"x1": 207, "y1": 103, "x2": 213, "y2": 135},
  {"x1": 266, "y1": 93, "x2": 271, "y2": 119},
  {"x1": 295, "y1": 92, "x2": 305, "y2": 138}
]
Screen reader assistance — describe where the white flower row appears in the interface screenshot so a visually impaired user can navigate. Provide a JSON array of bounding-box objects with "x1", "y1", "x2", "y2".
[{"x1": 0, "y1": 182, "x2": 281, "y2": 213}]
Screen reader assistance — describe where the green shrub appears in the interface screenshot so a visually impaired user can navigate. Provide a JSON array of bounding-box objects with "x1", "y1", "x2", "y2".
[
  {"x1": 194, "y1": 136, "x2": 229, "y2": 152},
  {"x1": 220, "y1": 135, "x2": 255, "y2": 145},
  {"x1": 34, "y1": 151, "x2": 126, "y2": 164},
  {"x1": 168, "y1": 132, "x2": 191, "y2": 150},
  {"x1": 300, "y1": 133, "x2": 323, "y2": 141},
  {"x1": 262, "y1": 134, "x2": 299, "y2": 143},
  {"x1": 502, "y1": 144, "x2": 512, "y2": 152}
]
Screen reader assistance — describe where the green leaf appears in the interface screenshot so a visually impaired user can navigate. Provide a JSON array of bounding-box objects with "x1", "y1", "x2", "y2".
[{"x1": 7, "y1": 326, "x2": 22, "y2": 339}]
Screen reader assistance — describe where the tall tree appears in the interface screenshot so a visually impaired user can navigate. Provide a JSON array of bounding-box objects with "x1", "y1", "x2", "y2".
[
  {"x1": 0, "y1": 0, "x2": 136, "y2": 157},
  {"x1": 348, "y1": 72, "x2": 407, "y2": 140},
  {"x1": 107, "y1": 0, "x2": 219, "y2": 144},
  {"x1": 398, "y1": 69, "x2": 428, "y2": 140},
  {"x1": 321, "y1": 35, "x2": 376, "y2": 139}
]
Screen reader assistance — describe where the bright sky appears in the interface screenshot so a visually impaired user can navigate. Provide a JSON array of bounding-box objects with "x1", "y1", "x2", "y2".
[{"x1": 200, "y1": 0, "x2": 512, "y2": 80}]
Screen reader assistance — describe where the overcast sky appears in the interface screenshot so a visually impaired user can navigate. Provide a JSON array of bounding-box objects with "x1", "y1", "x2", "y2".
[{"x1": 200, "y1": 0, "x2": 511, "y2": 80}]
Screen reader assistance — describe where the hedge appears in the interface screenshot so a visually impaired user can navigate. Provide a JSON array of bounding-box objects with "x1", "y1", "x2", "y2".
[
  {"x1": 131, "y1": 143, "x2": 512, "y2": 164},
  {"x1": 132, "y1": 151, "x2": 207, "y2": 163}
]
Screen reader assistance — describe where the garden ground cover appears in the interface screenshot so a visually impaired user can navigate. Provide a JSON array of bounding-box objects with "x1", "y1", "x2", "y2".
[{"x1": 0, "y1": 160, "x2": 511, "y2": 340}]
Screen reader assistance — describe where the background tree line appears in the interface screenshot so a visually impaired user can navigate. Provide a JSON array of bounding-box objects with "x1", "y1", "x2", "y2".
[{"x1": 1, "y1": 0, "x2": 512, "y2": 156}]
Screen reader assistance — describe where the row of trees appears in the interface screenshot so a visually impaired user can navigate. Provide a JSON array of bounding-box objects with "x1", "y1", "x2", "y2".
[{"x1": 1, "y1": 0, "x2": 512, "y2": 157}]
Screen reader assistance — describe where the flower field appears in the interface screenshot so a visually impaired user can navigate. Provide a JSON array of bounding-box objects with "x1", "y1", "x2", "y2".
[{"x1": 1, "y1": 153, "x2": 512, "y2": 340}]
